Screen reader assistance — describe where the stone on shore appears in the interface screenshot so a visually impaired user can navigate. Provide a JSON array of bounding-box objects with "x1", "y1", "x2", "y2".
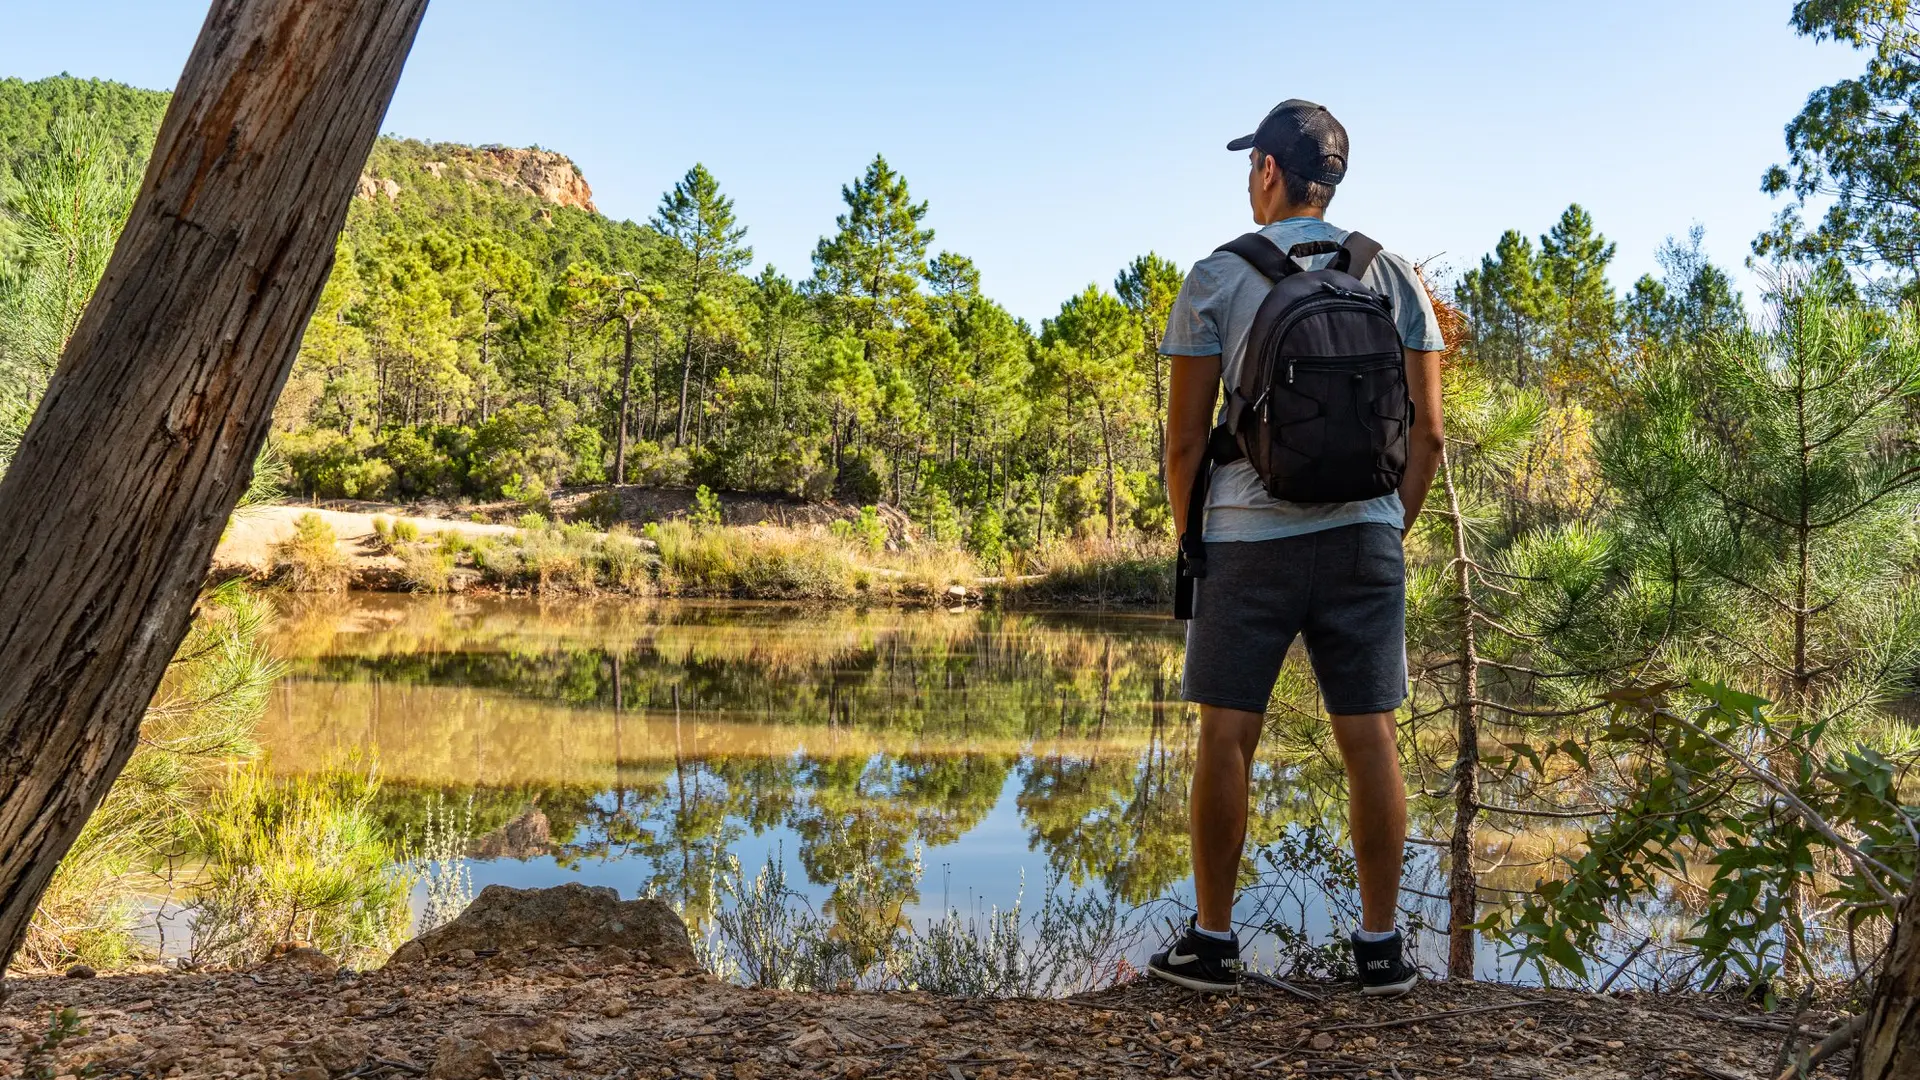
[{"x1": 386, "y1": 882, "x2": 694, "y2": 969}]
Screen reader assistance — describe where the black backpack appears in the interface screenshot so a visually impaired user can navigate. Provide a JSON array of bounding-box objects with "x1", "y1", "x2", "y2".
[{"x1": 1173, "y1": 231, "x2": 1411, "y2": 619}]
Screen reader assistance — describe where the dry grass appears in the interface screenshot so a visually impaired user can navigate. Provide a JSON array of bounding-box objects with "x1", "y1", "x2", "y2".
[{"x1": 271, "y1": 513, "x2": 350, "y2": 593}]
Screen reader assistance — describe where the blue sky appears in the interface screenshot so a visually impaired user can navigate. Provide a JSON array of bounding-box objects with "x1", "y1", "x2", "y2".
[{"x1": 0, "y1": 1, "x2": 1861, "y2": 323}]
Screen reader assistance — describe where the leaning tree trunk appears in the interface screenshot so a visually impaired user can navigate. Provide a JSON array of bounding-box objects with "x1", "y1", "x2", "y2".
[
  {"x1": 0, "y1": 0, "x2": 426, "y2": 975},
  {"x1": 1856, "y1": 878, "x2": 1920, "y2": 1078}
]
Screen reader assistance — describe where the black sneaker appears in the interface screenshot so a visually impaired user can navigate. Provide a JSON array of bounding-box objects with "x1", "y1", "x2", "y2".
[
  {"x1": 1148, "y1": 918, "x2": 1241, "y2": 993},
  {"x1": 1350, "y1": 930, "x2": 1419, "y2": 997}
]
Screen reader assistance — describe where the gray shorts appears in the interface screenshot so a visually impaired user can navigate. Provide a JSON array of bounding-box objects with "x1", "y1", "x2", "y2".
[{"x1": 1181, "y1": 523, "x2": 1408, "y2": 716}]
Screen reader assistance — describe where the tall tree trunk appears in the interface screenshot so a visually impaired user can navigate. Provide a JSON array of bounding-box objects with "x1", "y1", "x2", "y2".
[
  {"x1": 675, "y1": 328, "x2": 696, "y2": 446},
  {"x1": 1856, "y1": 879, "x2": 1920, "y2": 1078},
  {"x1": 613, "y1": 317, "x2": 636, "y2": 485},
  {"x1": 0, "y1": 0, "x2": 425, "y2": 975},
  {"x1": 1096, "y1": 397, "x2": 1118, "y2": 540},
  {"x1": 1440, "y1": 448, "x2": 1480, "y2": 979}
]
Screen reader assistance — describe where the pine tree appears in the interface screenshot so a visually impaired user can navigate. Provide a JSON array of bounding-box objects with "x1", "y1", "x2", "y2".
[
  {"x1": 651, "y1": 164, "x2": 751, "y2": 446},
  {"x1": 1458, "y1": 230, "x2": 1556, "y2": 389},
  {"x1": 1602, "y1": 292, "x2": 1920, "y2": 724},
  {"x1": 811, "y1": 154, "x2": 933, "y2": 348},
  {"x1": 1115, "y1": 253, "x2": 1184, "y2": 479},
  {"x1": 0, "y1": 114, "x2": 137, "y2": 472},
  {"x1": 1537, "y1": 205, "x2": 1618, "y2": 395},
  {"x1": 1039, "y1": 286, "x2": 1146, "y2": 539}
]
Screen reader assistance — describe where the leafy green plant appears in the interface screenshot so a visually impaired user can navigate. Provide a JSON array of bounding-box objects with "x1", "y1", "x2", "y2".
[
  {"x1": 390, "y1": 518, "x2": 420, "y2": 543},
  {"x1": 1492, "y1": 680, "x2": 1917, "y2": 993},
  {"x1": 189, "y1": 769, "x2": 412, "y2": 969},
  {"x1": 830, "y1": 505, "x2": 887, "y2": 555},
  {"x1": 25, "y1": 1008, "x2": 91, "y2": 1080},
  {"x1": 689, "y1": 484, "x2": 723, "y2": 530}
]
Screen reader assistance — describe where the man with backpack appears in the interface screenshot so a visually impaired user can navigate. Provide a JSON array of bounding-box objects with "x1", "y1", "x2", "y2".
[{"x1": 1149, "y1": 99, "x2": 1446, "y2": 997}]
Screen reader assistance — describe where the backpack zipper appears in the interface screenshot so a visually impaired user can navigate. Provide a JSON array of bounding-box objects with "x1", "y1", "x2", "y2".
[{"x1": 1265, "y1": 294, "x2": 1395, "y2": 384}]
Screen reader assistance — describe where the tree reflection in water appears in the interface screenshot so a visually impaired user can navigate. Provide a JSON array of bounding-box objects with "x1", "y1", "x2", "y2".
[{"x1": 259, "y1": 595, "x2": 1573, "y2": 967}]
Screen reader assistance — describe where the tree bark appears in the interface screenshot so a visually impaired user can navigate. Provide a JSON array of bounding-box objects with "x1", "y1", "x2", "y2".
[
  {"x1": 614, "y1": 317, "x2": 636, "y2": 485},
  {"x1": 1855, "y1": 878, "x2": 1920, "y2": 1079},
  {"x1": 1440, "y1": 447, "x2": 1480, "y2": 979},
  {"x1": 0, "y1": 0, "x2": 426, "y2": 974}
]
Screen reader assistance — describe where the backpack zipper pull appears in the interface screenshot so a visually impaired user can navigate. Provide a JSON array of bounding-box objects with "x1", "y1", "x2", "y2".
[{"x1": 1287, "y1": 358, "x2": 1295, "y2": 384}]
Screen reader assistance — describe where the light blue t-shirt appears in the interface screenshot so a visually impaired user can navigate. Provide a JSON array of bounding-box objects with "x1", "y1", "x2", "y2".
[{"x1": 1162, "y1": 217, "x2": 1446, "y2": 542}]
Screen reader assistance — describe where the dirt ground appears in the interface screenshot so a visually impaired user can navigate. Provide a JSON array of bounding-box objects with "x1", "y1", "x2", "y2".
[
  {"x1": 213, "y1": 505, "x2": 521, "y2": 579},
  {"x1": 0, "y1": 950, "x2": 1848, "y2": 1080}
]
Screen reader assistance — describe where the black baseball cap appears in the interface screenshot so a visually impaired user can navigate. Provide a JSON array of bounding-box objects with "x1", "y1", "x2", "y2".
[{"x1": 1227, "y1": 99, "x2": 1349, "y2": 186}]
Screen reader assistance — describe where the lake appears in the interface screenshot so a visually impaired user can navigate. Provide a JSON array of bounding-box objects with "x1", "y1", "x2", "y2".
[{"x1": 260, "y1": 594, "x2": 1662, "y2": 985}]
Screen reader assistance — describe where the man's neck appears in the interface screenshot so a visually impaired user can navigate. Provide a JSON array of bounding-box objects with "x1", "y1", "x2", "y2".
[{"x1": 1253, "y1": 203, "x2": 1326, "y2": 226}]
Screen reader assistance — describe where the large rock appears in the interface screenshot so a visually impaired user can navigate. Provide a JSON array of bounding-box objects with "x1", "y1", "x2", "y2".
[{"x1": 387, "y1": 883, "x2": 694, "y2": 968}]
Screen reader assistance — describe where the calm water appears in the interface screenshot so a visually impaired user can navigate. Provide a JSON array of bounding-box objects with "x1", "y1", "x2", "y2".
[{"x1": 261, "y1": 595, "x2": 1655, "y2": 983}]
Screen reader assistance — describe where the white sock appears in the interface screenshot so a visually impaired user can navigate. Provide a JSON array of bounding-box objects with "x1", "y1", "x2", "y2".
[
  {"x1": 1192, "y1": 923, "x2": 1235, "y2": 942},
  {"x1": 1355, "y1": 927, "x2": 1398, "y2": 942}
]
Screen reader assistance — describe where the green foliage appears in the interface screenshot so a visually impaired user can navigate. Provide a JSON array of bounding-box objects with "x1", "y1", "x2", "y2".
[
  {"x1": 688, "y1": 484, "x2": 723, "y2": 530},
  {"x1": 189, "y1": 770, "x2": 413, "y2": 968},
  {"x1": 24, "y1": 1007, "x2": 91, "y2": 1080},
  {"x1": 1494, "y1": 680, "x2": 1917, "y2": 990},
  {"x1": 23, "y1": 586, "x2": 280, "y2": 971},
  {"x1": 1599, "y1": 293, "x2": 1920, "y2": 723},
  {"x1": 831, "y1": 505, "x2": 887, "y2": 555},
  {"x1": 1758, "y1": 3, "x2": 1920, "y2": 293}
]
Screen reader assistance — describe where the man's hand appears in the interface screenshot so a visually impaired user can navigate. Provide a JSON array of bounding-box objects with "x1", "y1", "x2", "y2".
[{"x1": 1166, "y1": 355, "x2": 1223, "y2": 543}]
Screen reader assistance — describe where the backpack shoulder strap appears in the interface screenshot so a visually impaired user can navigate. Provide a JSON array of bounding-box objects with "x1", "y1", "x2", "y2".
[
  {"x1": 1337, "y1": 231, "x2": 1383, "y2": 280},
  {"x1": 1214, "y1": 233, "x2": 1303, "y2": 282}
]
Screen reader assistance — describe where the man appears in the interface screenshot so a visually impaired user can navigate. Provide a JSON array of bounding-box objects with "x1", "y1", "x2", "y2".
[{"x1": 1149, "y1": 99, "x2": 1445, "y2": 997}]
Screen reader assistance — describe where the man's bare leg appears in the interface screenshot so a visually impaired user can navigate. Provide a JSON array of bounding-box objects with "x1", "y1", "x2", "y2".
[
  {"x1": 1190, "y1": 704, "x2": 1265, "y2": 933},
  {"x1": 1330, "y1": 710, "x2": 1407, "y2": 933}
]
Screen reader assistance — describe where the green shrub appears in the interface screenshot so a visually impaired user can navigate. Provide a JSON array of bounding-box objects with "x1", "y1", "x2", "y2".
[
  {"x1": 517, "y1": 511, "x2": 549, "y2": 532},
  {"x1": 391, "y1": 518, "x2": 420, "y2": 543},
  {"x1": 835, "y1": 451, "x2": 884, "y2": 503},
  {"x1": 377, "y1": 425, "x2": 465, "y2": 498},
  {"x1": 370, "y1": 516, "x2": 393, "y2": 546},
  {"x1": 272, "y1": 513, "x2": 349, "y2": 593},
  {"x1": 189, "y1": 770, "x2": 411, "y2": 969},
  {"x1": 689, "y1": 484, "x2": 723, "y2": 530},
  {"x1": 967, "y1": 506, "x2": 1008, "y2": 573},
  {"x1": 469, "y1": 403, "x2": 573, "y2": 499},
  {"x1": 563, "y1": 423, "x2": 606, "y2": 485},
  {"x1": 651, "y1": 520, "x2": 855, "y2": 600},
  {"x1": 627, "y1": 440, "x2": 692, "y2": 487},
  {"x1": 831, "y1": 505, "x2": 887, "y2": 555}
]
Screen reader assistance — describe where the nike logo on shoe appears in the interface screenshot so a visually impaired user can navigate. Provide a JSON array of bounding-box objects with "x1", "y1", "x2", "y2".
[{"x1": 1166, "y1": 948, "x2": 1199, "y2": 965}]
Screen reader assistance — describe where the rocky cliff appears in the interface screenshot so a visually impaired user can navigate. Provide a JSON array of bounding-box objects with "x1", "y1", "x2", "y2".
[{"x1": 357, "y1": 143, "x2": 597, "y2": 213}]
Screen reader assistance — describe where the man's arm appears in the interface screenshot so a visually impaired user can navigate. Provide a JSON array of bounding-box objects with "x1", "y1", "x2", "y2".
[
  {"x1": 1166, "y1": 354, "x2": 1222, "y2": 542},
  {"x1": 1398, "y1": 347, "x2": 1445, "y2": 533}
]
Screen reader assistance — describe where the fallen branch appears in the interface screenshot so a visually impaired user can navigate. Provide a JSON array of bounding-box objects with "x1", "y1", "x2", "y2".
[{"x1": 1771, "y1": 1014, "x2": 1864, "y2": 1080}]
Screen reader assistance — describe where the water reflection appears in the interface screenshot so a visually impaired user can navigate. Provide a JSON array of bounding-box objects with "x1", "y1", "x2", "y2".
[{"x1": 263, "y1": 595, "x2": 1619, "y2": 980}]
